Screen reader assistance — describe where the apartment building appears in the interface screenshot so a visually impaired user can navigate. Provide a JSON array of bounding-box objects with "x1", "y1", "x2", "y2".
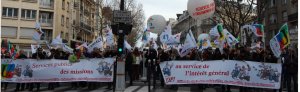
[
  {"x1": 1, "y1": 0, "x2": 72, "y2": 55},
  {"x1": 257, "y1": 0, "x2": 298, "y2": 47},
  {"x1": 70, "y1": 0, "x2": 98, "y2": 48}
]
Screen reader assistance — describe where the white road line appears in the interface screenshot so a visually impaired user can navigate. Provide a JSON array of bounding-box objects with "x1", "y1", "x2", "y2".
[
  {"x1": 124, "y1": 86, "x2": 140, "y2": 92},
  {"x1": 137, "y1": 86, "x2": 153, "y2": 92}
]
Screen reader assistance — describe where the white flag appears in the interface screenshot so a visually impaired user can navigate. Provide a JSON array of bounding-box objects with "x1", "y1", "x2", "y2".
[
  {"x1": 189, "y1": 30, "x2": 197, "y2": 46},
  {"x1": 172, "y1": 32, "x2": 181, "y2": 43},
  {"x1": 104, "y1": 25, "x2": 114, "y2": 46},
  {"x1": 87, "y1": 37, "x2": 103, "y2": 53},
  {"x1": 76, "y1": 42, "x2": 88, "y2": 49},
  {"x1": 198, "y1": 34, "x2": 211, "y2": 51},
  {"x1": 165, "y1": 32, "x2": 181, "y2": 45},
  {"x1": 270, "y1": 37, "x2": 281, "y2": 58},
  {"x1": 179, "y1": 33, "x2": 197, "y2": 57},
  {"x1": 160, "y1": 25, "x2": 172, "y2": 43},
  {"x1": 31, "y1": 44, "x2": 40, "y2": 53},
  {"x1": 51, "y1": 34, "x2": 63, "y2": 46},
  {"x1": 124, "y1": 40, "x2": 132, "y2": 51},
  {"x1": 62, "y1": 44, "x2": 73, "y2": 53},
  {"x1": 32, "y1": 22, "x2": 44, "y2": 41},
  {"x1": 223, "y1": 29, "x2": 239, "y2": 47}
]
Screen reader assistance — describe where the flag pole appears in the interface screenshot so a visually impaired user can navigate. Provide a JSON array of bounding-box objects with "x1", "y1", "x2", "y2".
[{"x1": 263, "y1": 25, "x2": 266, "y2": 62}]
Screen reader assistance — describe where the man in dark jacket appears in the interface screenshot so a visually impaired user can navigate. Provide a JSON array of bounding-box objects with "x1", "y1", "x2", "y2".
[
  {"x1": 283, "y1": 49, "x2": 298, "y2": 92},
  {"x1": 15, "y1": 50, "x2": 27, "y2": 91},
  {"x1": 145, "y1": 47, "x2": 157, "y2": 89},
  {"x1": 125, "y1": 50, "x2": 133, "y2": 86},
  {"x1": 30, "y1": 47, "x2": 46, "y2": 91},
  {"x1": 156, "y1": 48, "x2": 169, "y2": 87}
]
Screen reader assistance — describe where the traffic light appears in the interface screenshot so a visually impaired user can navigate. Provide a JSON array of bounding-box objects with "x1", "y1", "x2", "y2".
[
  {"x1": 111, "y1": 24, "x2": 119, "y2": 35},
  {"x1": 117, "y1": 35, "x2": 124, "y2": 56},
  {"x1": 111, "y1": 23, "x2": 132, "y2": 35},
  {"x1": 119, "y1": 23, "x2": 132, "y2": 35}
]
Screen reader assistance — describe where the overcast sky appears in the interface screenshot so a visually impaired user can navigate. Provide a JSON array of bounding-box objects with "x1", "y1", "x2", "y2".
[{"x1": 137, "y1": 0, "x2": 188, "y2": 21}]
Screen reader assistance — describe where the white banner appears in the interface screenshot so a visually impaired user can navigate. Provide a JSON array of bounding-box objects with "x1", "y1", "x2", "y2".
[
  {"x1": 1, "y1": 58, "x2": 114, "y2": 82},
  {"x1": 87, "y1": 37, "x2": 103, "y2": 53},
  {"x1": 160, "y1": 60, "x2": 282, "y2": 89}
]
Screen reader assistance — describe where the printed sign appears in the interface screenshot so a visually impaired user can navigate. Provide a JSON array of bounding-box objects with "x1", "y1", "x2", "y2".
[
  {"x1": 160, "y1": 60, "x2": 282, "y2": 89},
  {"x1": 1, "y1": 58, "x2": 115, "y2": 82}
]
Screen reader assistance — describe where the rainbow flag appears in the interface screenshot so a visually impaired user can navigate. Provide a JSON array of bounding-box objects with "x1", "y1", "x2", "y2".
[
  {"x1": 253, "y1": 24, "x2": 264, "y2": 37},
  {"x1": 275, "y1": 23, "x2": 290, "y2": 50}
]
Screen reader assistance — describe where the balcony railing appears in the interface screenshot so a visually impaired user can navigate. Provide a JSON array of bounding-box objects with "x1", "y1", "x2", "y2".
[
  {"x1": 39, "y1": 0, "x2": 54, "y2": 9},
  {"x1": 80, "y1": 22, "x2": 92, "y2": 33},
  {"x1": 40, "y1": 18, "x2": 53, "y2": 27}
]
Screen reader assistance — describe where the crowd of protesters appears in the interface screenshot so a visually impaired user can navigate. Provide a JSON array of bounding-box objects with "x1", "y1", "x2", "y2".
[{"x1": 1, "y1": 40, "x2": 298, "y2": 92}]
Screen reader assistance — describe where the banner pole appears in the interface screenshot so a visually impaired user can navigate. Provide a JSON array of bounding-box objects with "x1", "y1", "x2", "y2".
[{"x1": 263, "y1": 29, "x2": 266, "y2": 62}]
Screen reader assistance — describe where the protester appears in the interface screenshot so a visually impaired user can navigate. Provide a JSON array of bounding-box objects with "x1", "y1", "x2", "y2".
[
  {"x1": 30, "y1": 47, "x2": 47, "y2": 91},
  {"x1": 15, "y1": 50, "x2": 27, "y2": 91},
  {"x1": 1, "y1": 49, "x2": 10, "y2": 90},
  {"x1": 125, "y1": 49, "x2": 134, "y2": 86}
]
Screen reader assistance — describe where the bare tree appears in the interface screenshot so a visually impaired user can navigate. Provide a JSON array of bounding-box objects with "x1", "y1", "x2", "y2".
[
  {"x1": 215, "y1": 0, "x2": 257, "y2": 37},
  {"x1": 111, "y1": 0, "x2": 145, "y2": 46}
]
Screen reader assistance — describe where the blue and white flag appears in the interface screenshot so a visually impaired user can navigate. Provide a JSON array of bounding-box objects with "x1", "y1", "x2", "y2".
[
  {"x1": 179, "y1": 32, "x2": 197, "y2": 57},
  {"x1": 223, "y1": 29, "x2": 239, "y2": 47},
  {"x1": 87, "y1": 37, "x2": 103, "y2": 53},
  {"x1": 32, "y1": 22, "x2": 44, "y2": 42}
]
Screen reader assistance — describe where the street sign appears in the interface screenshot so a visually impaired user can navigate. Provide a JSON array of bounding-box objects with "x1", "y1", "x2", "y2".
[{"x1": 113, "y1": 10, "x2": 132, "y2": 24}]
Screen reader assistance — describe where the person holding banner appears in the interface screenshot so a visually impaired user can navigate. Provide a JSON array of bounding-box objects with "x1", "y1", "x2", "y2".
[
  {"x1": 30, "y1": 47, "x2": 47, "y2": 91},
  {"x1": 156, "y1": 48, "x2": 170, "y2": 88},
  {"x1": 104, "y1": 49, "x2": 116, "y2": 90},
  {"x1": 1, "y1": 49, "x2": 11, "y2": 90},
  {"x1": 15, "y1": 50, "x2": 28, "y2": 91}
]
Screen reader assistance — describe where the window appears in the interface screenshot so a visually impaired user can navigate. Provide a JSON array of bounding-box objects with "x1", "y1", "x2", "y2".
[
  {"x1": 1, "y1": 26, "x2": 17, "y2": 38},
  {"x1": 270, "y1": 0, "x2": 276, "y2": 7},
  {"x1": 61, "y1": 32, "x2": 64, "y2": 38},
  {"x1": 282, "y1": 11, "x2": 288, "y2": 22},
  {"x1": 62, "y1": 0, "x2": 65, "y2": 10},
  {"x1": 41, "y1": 29, "x2": 52, "y2": 40},
  {"x1": 61, "y1": 15, "x2": 64, "y2": 26},
  {"x1": 67, "y1": 2, "x2": 70, "y2": 12},
  {"x1": 66, "y1": 17, "x2": 69, "y2": 28},
  {"x1": 72, "y1": 29, "x2": 75, "y2": 39},
  {"x1": 2, "y1": 7, "x2": 18, "y2": 18},
  {"x1": 282, "y1": 0, "x2": 287, "y2": 4},
  {"x1": 21, "y1": 9, "x2": 36, "y2": 20},
  {"x1": 20, "y1": 27, "x2": 36, "y2": 38},
  {"x1": 269, "y1": 14, "x2": 277, "y2": 24}
]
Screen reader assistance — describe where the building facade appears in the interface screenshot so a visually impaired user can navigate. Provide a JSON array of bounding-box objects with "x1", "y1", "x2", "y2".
[
  {"x1": 257, "y1": 0, "x2": 298, "y2": 48},
  {"x1": 70, "y1": 0, "x2": 98, "y2": 47},
  {"x1": 172, "y1": 10, "x2": 218, "y2": 42},
  {"x1": 1, "y1": 0, "x2": 100, "y2": 55},
  {"x1": 1, "y1": 0, "x2": 72, "y2": 55}
]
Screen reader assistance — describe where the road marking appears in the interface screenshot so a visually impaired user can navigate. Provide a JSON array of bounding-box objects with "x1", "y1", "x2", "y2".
[
  {"x1": 124, "y1": 86, "x2": 140, "y2": 92},
  {"x1": 137, "y1": 86, "x2": 153, "y2": 92}
]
